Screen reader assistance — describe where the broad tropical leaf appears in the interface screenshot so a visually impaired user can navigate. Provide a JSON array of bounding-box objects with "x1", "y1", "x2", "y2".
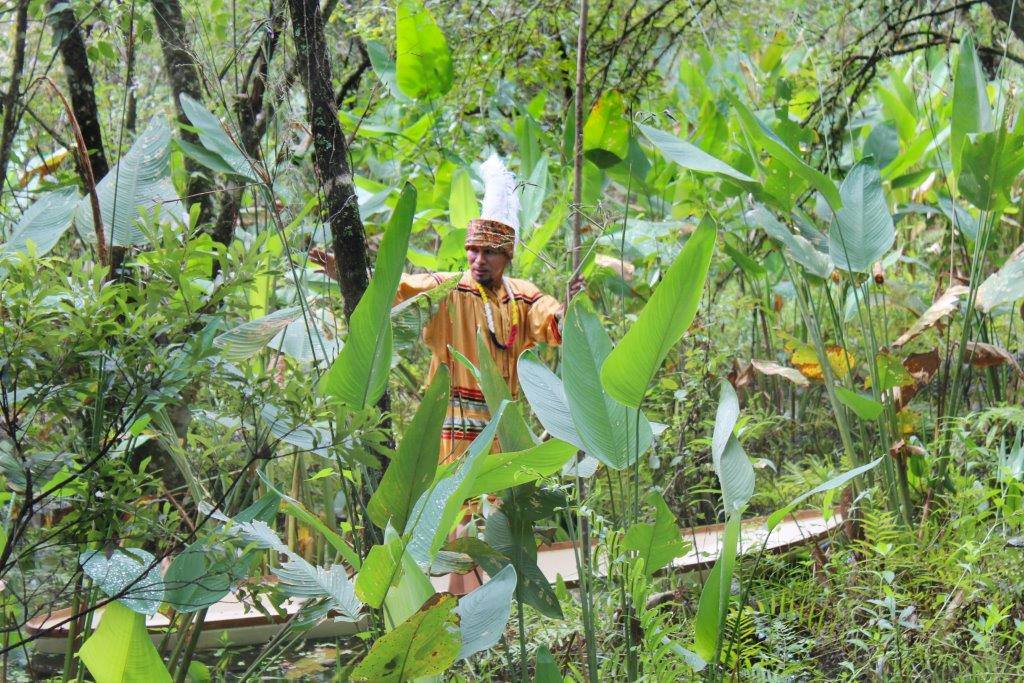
[
  {"x1": 214, "y1": 306, "x2": 304, "y2": 362},
  {"x1": 693, "y1": 512, "x2": 741, "y2": 662},
  {"x1": 471, "y1": 332, "x2": 536, "y2": 451},
  {"x1": 517, "y1": 350, "x2": 585, "y2": 451},
  {"x1": 835, "y1": 387, "x2": 883, "y2": 421},
  {"x1": 951, "y1": 34, "x2": 992, "y2": 176},
  {"x1": 622, "y1": 492, "x2": 689, "y2": 576},
  {"x1": 747, "y1": 204, "x2": 832, "y2": 279},
  {"x1": 639, "y1": 123, "x2": 753, "y2": 183},
  {"x1": 583, "y1": 91, "x2": 629, "y2": 167},
  {"x1": 454, "y1": 564, "x2": 517, "y2": 659},
  {"x1": 892, "y1": 285, "x2": 968, "y2": 347},
  {"x1": 405, "y1": 403, "x2": 507, "y2": 565},
  {"x1": 367, "y1": 366, "x2": 449, "y2": 530},
  {"x1": 729, "y1": 95, "x2": 842, "y2": 209},
  {"x1": 711, "y1": 382, "x2": 754, "y2": 514},
  {"x1": 0, "y1": 187, "x2": 79, "y2": 256},
  {"x1": 601, "y1": 215, "x2": 716, "y2": 408},
  {"x1": 75, "y1": 117, "x2": 182, "y2": 247},
  {"x1": 354, "y1": 526, "x2": 406, "y2": 609},
  {"x1": 563, "y1": 301, "x2": 652, "y2": 468},
  {"x1": 79, "y1": 601, "x2": 172, "y2": 683},
  {"x1": 830, "y1": 161, "x2": 894, "y2": 273},
  {"x1": 977, "y1": 244, "x2": 1024, "y2": 312},
  {"x1": 320, "y1": 184, "x2": 416, "y2": 409},
  {"x1": 79, "y1": 548, "x2": 164, "y2": 616},
  {"x1": 464, "y1": 438, "x2": 577, "y2": 497},
  {"x1": 351, "y1": 594, "x2": 460, "y2": 682},
  {"x1": 395, "y1": 0, "x2": 452, "y2": 99},
  {"x1": 179, "y1": 94, "x2": 258, "y2": 181}
]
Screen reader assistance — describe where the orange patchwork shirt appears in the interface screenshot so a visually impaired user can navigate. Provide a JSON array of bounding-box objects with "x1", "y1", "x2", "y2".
[{"x1": 394, "y1": 271, "x2": 563, "y2": 463}]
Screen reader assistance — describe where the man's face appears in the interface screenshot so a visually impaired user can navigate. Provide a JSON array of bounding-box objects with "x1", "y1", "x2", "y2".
[{"x1": 466, "y1": 245, "x2": 509, "y2": 287}]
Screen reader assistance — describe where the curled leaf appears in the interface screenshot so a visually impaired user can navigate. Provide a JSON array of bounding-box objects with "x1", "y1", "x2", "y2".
[
  {"x1": 748, "y1": 359, "x2": 810, "y2": 387},
  {"x1": 892, "y1": 285, "x2": 968, "y2": 348}
]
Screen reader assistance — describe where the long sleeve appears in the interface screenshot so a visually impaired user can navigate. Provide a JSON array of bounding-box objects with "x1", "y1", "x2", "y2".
[
  {"x1": 525, "y1": 293, "x2": 563, "y2": 345},
  {"x1": 394, "y1": 272, "x2": 455, "y2": 306}
]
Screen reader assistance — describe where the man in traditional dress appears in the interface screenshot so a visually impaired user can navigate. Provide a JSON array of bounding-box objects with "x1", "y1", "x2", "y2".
[{"x1": 311, "y1": 154, "x2": 581, "y2": 463}]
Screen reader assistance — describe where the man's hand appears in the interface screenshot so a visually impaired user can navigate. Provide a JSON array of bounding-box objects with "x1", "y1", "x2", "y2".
[
  {"x1": 308, "y1": 247, "x2": 338, "y2": 281},
  {"x1": 568, "y1": 275, "x2": 585, "y2": 300}
]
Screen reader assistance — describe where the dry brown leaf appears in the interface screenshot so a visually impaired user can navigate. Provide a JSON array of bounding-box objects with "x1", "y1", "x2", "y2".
[
  {"x1": 728, "y1": 359, "x2": 754, "y2": 388},
  {"x1": 750, "y1": 359, "x2": 811, "y2": 387},
  {"x1": 892, "y1": 285, "x2": 969, "y2": 348},
  {"x1": 962, "y1": 341, "x2": 1024, "y2": 379},
  {"x1": 892, "y1": 348, "x2": 941, "y2": 410}
]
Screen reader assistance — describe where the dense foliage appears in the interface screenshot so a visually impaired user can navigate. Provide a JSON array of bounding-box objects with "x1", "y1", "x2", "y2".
[{"x1": 0, "y1": 0, "x2": 1023, "y2": 680}]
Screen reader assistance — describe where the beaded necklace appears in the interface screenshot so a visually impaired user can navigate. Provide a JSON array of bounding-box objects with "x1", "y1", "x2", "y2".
[{"x1": 474, "y1": 276, "x2": 519, "y2": 350}]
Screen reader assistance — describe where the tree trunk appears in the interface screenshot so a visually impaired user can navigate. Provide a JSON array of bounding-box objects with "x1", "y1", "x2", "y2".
[
  {"x1": 46, "y1": 0, "x2": 110, "y2": 180},
  {"x1": 287, "y1": 0, "x2": 370, "y2": 319},
  {"x1": 985, "y1": 0, "x2": 1024, "y2": 43},
  {"x1": 150, "y1": 0, "x2": 216, "y2": 230},
  {"x1": 0, "y1": 0, "x2": 30, "y2": 188},
  {"x1": 211, "y1": 1, "x2": 288, "y2": 247}
]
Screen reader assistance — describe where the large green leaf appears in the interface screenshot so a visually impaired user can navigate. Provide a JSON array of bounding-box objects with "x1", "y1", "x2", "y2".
[
  {"x1": 79, "y1": 548, "x2": 164, "y2": 615},
  {"x1": 710, "y1": 382, "x2": 754, "y2": 514},
  {"x1": 266, "y1": 309, "x2": 341, "y2": 366},
  {"x1": 320, "y1": 184, "x2": 416, "y2": 409},
  {"x1": 454, "y1": 564, "x2": 517, "y2": 660},
  {"x1": 483, "y1": 507, "x2": 562, "y2": 618},
  {"x1": 74, "y1": 117, "x2": 181, "y2": 247},
  {"x1": 692, "y1": 512, "x2": 741, "y2": 662},
  {"x1": 394, "y1": 0, "x2": 452, "y2": 100},
  {"x1": 383, "y1": 543, "x2": 436, "y2": 629},
  {"x1": 729, "y1": 95, "x2": 842, "y2": 209},
  {"x1": 622, "y1": 492, "x2": 689, "y2": 577},
  {"x1": 365, "y1": 39, "x2": 410, "y2": 102},
  {"x1": 563, "y1": 301, "x2": 652, "y2": 468},
  {"x1": 829, "y1": 161, "x2": 894, "y2": 273},
  {"x1": 405, "y1": 403, "x2": 507, "y2": 565},
  {"x1": 583, "y1": 91, "x2": 629, "y2": 168},
  {"x1": 517, "y1": 350, "x2": 585, "y2": 451},
  {"x1": 638, "y1": 123, "x2": 753, "y2": 183},
  {"x1": 977, "y1": 246, "x2": 1024, "y2": 312},
  {"x1": 179, "y1": 94, "x2": 258, "y2": 181},
  {"x1": 367, "y1": 366, "x2": 449, "y2": 530},
  {"x1": 746, "y1": 204, "x2": 832, "y2": 278},
  {"x1": 464, "y1": 439, "x2": 576, "y2": 498},
  {"x1": 448, "y1": 167, "x2": 477, "y2": 230},
  {"x1": 535, "y1": 646, "x2": 561, "y2": 682},
  {"x1": 352, "y1": 594, "x2": 460, "y2": 682},
  {"x1": 0, "y1": 187, "x2": 79, "y2": 256},
  {"x1": 601, "y1": 215, "x2": 717, "y2": 408},
  {"x1": 951, "y1": 34, "x2": 992, "y2": 176},
  {"x1": 79, "y1": 600, "x2": 172, "y2": 683},
  {"x1": 835, "y1": 387, "x2": 883, "y2": 421},
  {"x1": 471, "y1": 331, "x2": 536, "y2": 452},
  {"x1": 959, "y1": 131, "x2": 1024, "y2": 211},
  {"x1": 355, "y1": 525, "x2": 406, "y2": 609},
  {"x1": 163, "y1": 544, "x2": 231, "y2": 613},
  {"x1": 213, "y1": 306, "x2": 304, "y2": 362}
]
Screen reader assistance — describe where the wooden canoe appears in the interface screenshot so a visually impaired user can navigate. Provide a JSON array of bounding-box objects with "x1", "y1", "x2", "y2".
[{"x1": 27, "y1": 509, "x2": 842, "y2": 653}]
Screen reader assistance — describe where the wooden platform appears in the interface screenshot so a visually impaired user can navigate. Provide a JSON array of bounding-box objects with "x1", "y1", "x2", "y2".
[{"x1": 27, "y1": 510, "x2": 842, "y2": 653}]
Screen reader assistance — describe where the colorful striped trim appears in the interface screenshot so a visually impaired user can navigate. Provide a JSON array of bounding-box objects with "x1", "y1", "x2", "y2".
[{"x1": 454, "y1": 284, "x2": 543, "y2": 304}]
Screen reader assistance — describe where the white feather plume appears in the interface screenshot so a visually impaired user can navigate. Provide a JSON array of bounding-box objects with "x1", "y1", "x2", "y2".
[{"x1": 478, "y1": 153, "x2": 520, "y2": 235}]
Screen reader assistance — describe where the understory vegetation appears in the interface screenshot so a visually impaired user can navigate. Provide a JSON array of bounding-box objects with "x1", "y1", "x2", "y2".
[{"x1": 0, "y1": 0, "x2": 1023, "y2": 680}]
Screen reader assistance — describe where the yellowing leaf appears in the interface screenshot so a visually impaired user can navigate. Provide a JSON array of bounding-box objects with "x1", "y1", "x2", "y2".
[{"x1": 790, "y1": 345, "x2": 856, "y2": 381}]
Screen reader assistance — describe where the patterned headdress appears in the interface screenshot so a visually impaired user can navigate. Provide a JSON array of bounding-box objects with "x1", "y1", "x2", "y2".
[{"x1": 465, "y1": 154, "x2": 519, "y2": 258}]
